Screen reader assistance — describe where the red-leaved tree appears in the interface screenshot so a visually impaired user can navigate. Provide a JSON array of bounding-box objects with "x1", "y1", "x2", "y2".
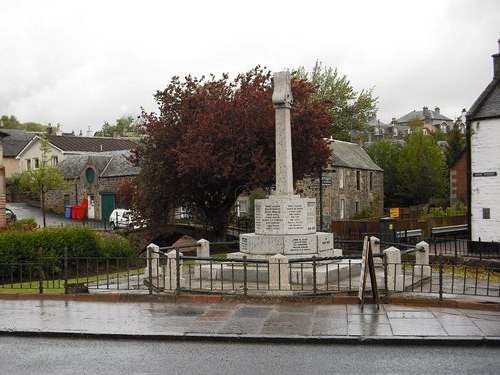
[{"x1": 132, "y1": 67, "x2": 331, "y2": 240}]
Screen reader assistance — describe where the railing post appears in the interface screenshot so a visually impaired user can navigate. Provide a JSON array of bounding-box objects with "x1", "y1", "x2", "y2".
[
  {"x1": 175, "y1": 247, "x2": 181, "y2": 295},
  {"x1": 38, "y1": 247, "x2": 43, "y2": 294},
  {"x1": 383, "y1": 253, "x2": 389, "y2": 298},
  {"x1": 312, "y1": 256, "x2": 317, "y2": 295},
  {"x1": 454, "y1": 236, "x2": 458, "y2": 259},
  {"x1": 243, "y1": 255, "x2": 248, "y2": 297},
  {"x1": 438, "y1": 253, "x2": 443, "y2": 301},
  {"x1": 64, "y1": 247, "x2": 68, "y2": 294},
  {"x1": 148, "y1": 249, "x2": 153, "y2": 295}
]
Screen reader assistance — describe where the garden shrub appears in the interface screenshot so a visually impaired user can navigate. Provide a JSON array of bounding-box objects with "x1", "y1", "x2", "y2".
[
  {"x1": 97, "y1": 232, "x2": 135, "y2": 258},
  {"x1": 0, "y1": 227, "x2": 134, "y2": 263}
]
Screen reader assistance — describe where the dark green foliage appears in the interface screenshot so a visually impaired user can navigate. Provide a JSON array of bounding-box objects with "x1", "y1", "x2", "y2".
[
  {"x1": 365, "y1": 140, "x2": 403, "y2": 206},
  {"x1": 97, "y1": 233, "x2": 135, "y2": 258},
  {"x1": 0, "y1": 227, "x2": 134, "y2": 264}
]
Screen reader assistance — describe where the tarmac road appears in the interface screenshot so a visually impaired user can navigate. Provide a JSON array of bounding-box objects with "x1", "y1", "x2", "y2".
[
  {"x1": 0, "y1": 337, "x2": 498, "y2": 375},
  {"x1": 7, "y1": 202, "x2": 82, "y2": 227}
]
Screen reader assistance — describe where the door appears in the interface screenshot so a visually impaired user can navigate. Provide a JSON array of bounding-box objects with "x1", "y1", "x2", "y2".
[
  {"x1": 87, "y1": 194, "x2": 95, "y2": 219},
  {"x1": 100, "y1": 192, "x2": 116, "y2": 222}
]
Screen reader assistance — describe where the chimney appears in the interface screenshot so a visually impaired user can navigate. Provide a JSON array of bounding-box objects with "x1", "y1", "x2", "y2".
[
  {"x1": 434, "y1": 106, "x2": 440, "y2": 114},
  {"x1": 423, "y1": 106, "x2": 430, "y2": 118},
  {"x1": 493, "y1": 38, "x2": 500, "y2": 79},
  {"x1": 47, "y1": 126, "x2": 53, "y2": 135}
]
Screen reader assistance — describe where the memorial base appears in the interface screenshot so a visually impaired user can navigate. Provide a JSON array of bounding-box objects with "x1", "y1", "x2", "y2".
[{"x1": 240, "y1": 232, "x2": 334, "y2": 256}]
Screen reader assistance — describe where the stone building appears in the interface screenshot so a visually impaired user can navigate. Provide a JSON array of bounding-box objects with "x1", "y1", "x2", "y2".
[
  {"x1": 45, "y1": 151, "x2": 139, "y2": 222},
  {"x1": 466, "y1": 40, "x2": 500, "y2": 242},
  {"x1": 296, "y1": 139, "x2": 383, "y2": 228}
]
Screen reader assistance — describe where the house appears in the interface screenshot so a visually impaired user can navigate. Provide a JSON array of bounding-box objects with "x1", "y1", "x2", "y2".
[
  {"x1": 16, "y1": 134, "x2": 138, "y2": 172},
  {"x1": 391, "y1": 106, "x2": 454, "y2": 135},
  {"x1": 45, "y1": 151, "x2": 140, "y2": 221},
  {"x1": 449, "y1": 149, "x2": 467, "y2": 206},
  {"x1": 0, "y1": 128, "x2": 36, "y2": 178},
  {"x1": 296, "y1": 139, "x2": 384, "y2": 227},
  {"x1": 466, "y1": 39, "x2": 500, "y2": 242}
]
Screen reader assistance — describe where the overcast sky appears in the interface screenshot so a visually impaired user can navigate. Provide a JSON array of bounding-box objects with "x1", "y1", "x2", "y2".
[{"x1": 1, "y1": 0, "x2": 499, "y2": 134}]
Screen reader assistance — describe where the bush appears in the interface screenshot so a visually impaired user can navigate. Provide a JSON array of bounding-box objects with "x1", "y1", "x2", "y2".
[
  {"x1": 97, "y1": 232, "x2": 135, "y2": 258},
  {"x1": 421, "y1": 204, "x2": 467, "y2": 220},
  {"x1": 5, "y1": 218, "x2": 38, "y2": 232},
  {"x1": 0, "y1": 227, "x2": 134, "y2": 263}
]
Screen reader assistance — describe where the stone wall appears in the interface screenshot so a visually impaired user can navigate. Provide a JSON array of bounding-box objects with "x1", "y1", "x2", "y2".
[
  {"x1": 296, "y1": 167, "x2": 384, "y2": 223},
  {"x1": 45, "y1": 158, "x2": 133, "y2": 221}
]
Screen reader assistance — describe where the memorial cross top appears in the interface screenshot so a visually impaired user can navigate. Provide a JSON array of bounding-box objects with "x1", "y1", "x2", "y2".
[{"x1": 272, "y1": 71, "x2": 294, "y2": 196}]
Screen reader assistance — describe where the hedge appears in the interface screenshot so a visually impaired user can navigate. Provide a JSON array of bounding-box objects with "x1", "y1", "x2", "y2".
[{"x1": 0, "y1": 227, "x2": 135, "y2": 264}]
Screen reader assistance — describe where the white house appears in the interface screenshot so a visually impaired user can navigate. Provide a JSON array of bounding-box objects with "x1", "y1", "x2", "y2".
[
  {"x1": 466, "y1": 39, "x2": 500, "y2": 242},
  {"x1": 16, "y1": 134, "x2": 138, "y2": 171}
]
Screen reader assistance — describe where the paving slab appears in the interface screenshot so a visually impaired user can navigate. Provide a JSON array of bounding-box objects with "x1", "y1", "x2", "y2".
[{"x1": 1, "y1": 298, "x2": 500, "y2": 344}]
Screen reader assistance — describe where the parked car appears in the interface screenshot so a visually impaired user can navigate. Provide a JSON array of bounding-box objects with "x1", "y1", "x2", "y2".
[
  {"x1": 109, "y1": 209, "x2": 135, "y2": 230},
  {"x1": 6, "y1": 208, "x2": 17, "y2": 224}
]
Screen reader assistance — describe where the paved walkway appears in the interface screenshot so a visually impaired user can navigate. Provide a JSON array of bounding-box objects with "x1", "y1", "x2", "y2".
[{"x1": 1, "y1": 298, "x2": 499, "y2": 344}]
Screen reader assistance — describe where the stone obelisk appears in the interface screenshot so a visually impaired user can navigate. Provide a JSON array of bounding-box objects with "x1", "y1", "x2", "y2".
[
  {"x1": 239, "y1": 71, "x2": 334, "y2": 258},
  {"x1": 273, "y1": 71, "x2": 294, "y2": 197}
]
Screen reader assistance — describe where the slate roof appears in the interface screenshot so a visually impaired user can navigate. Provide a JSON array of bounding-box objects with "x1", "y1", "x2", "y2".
[
  {"x1": 46, "y1": 135, "x2": 138, "y2": 153},
  {"x1": 329, "y1": 140, "x2": 383, "y2": 171},
  {"x1": 396, "y1": 109, "x2": 452, "y2": 123},
  {"x1": 467, "y1": 78, "x2": 500, "y2": 120},
  {"x1": 57, "y1": 151, "x2": 139, "y2": 179},
  {"x1": 467, "y1": 42, "x2": 500, "y2": 120},
  {"x1": 0, "y1": 128, "x2": 36, "y2": 157}
]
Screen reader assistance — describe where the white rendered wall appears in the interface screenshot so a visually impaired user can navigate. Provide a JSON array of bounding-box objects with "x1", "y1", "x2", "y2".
[{"x1": 470, "y1": 118, "x2": 500, "y2": 241}]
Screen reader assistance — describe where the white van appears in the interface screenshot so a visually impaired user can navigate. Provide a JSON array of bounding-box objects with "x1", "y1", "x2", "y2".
[{"x1": 109, "y1": 209, "x2": 135, "y2": 229}]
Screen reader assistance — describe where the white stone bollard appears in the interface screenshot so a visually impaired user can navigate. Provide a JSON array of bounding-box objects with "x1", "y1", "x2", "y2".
[
  {"x1": 164, "y1": 249, "x2": 184, "y2": 290},
  {"x1": 192, "y1": 238, "x2": 210, "y2": 279},
  {"x1": 383, "y1": 246, "x2": 403, "y2": 291},
  {"x1": 145, "y1": 243, "x2": 160, "y2": 279},
  {"x1": 269, "y1": 254, "x2": 290, "y2": 291},
  {"x1": 370, "y1": 236, "x2": 382, "y2": 266},
  {"x1": 196, "y1": 238, "x2": 209, "y2": 258},
  {"x1": 414, "y1": 241, "x2": 431, "y2": 278}
]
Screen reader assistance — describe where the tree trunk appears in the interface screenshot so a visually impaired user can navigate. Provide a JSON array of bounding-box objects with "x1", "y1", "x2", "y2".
[{"x1": 41, "y1": 191, "x2": 46, "y2": 228}]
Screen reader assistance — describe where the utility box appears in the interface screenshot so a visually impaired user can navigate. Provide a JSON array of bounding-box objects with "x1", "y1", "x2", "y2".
[{"x1": 379, "y1": 217, "x2": 397, "y2": 243}]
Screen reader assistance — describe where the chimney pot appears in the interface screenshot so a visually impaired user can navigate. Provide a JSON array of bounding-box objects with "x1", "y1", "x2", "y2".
[{"x1": 493, "y1": 39, "x2": 500, "y2": 79}]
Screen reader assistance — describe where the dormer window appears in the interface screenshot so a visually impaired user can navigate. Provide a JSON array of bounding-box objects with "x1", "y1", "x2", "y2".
[{"x1": 85, "y1": 168, "x2": 95, "y2": 184}]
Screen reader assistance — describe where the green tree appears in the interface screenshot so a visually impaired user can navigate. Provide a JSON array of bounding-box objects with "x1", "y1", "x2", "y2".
[
  {"x1": 99, "y1": 116, "x2": 138, "y2": 137},
  {"x1": 365, "y1": 139, "x2": 403, "y2": 206},
  {"x1": 397, "y1": 131, "x2": 447, "y2": 205},
  {"x1": 18, "y1": 136, "x2": 69, "y2": 227},
  {"x1": 444, "y1": 120, "x2": 465, "y2": 166},
  {"x1": 1, "y1": 115, "x2": 48, "y2": 131},
  {"x1": 296, "y1": 61, "x2": 378, "y2": 141},
  {"x1": 0, "y1": 115, "x2": 21, "y2": 128}
]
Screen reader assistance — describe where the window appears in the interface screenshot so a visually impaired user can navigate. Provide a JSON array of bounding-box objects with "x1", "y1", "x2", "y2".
[
  {"x1": 483, "y1": 208, "x2": 491, "y2": 219},
  {"x1": 85, "y1": 168, "x2": 95, "y2": 184},
  {"x1": 238, "y1": 200, "x2": 248, "y2": 213},
  {"x1": 64, "y1": 195, "x2": 70, "y2": 206},
  {"x1": 369, "y1": 172, "x2": 373, "y2": 191},
  {"x1": 26, "y1": 159, "x2": 31, "y2": 170},
  {"x1": 356, "y1": 171, "x2": 361, "y2": 190},
  {"x1": 339, "y1": 169, "x2": 344, "y2": 189},
  {"x1": 34, "y1": 158, "x2": 39, "y2": 169},
  {"x1": 355, "y1": 201, "x2": 360, "y2": 213},
  {"x1": 51, "y1": 156, "x2": 58, "y2": 166},
  {"x1": 340, "y1": 199, "x2": 345, "y2": 219}
]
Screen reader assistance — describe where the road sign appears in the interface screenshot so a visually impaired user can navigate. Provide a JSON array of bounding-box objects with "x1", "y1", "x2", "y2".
[{"x1": 390, "y1": 207, "x2": 400, "y2": 218}]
